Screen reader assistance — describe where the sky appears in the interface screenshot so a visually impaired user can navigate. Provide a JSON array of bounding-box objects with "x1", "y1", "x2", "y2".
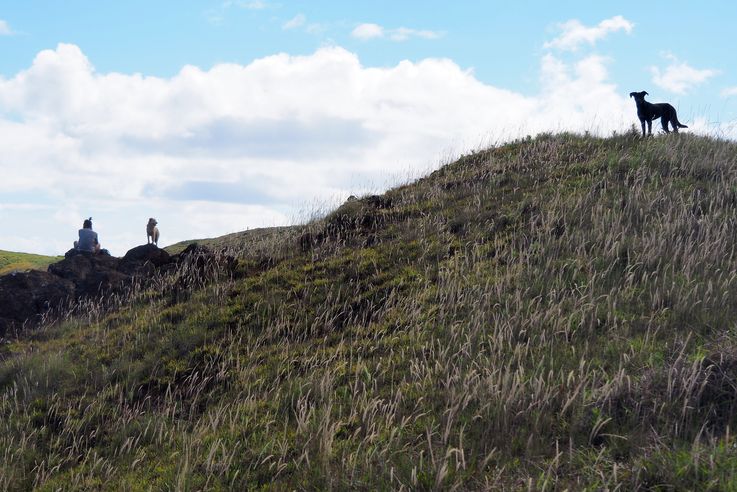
[{"x1": 1, "y1": 1, "x2": 736, "y2": 256}]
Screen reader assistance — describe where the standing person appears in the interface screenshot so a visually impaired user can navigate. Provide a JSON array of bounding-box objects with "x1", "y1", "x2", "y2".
[{"x1": 74, "y1": 217, "x2": 101, "y2": 253}]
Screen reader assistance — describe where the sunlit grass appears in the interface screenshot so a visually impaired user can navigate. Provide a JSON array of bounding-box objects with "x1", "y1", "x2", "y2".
[{"x1": 0, "y1": 250, "x2": 62, "y2": 275}]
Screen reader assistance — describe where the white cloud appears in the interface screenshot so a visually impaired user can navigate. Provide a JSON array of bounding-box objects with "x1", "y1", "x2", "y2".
[
  {"x1": 721, "y1": 86, "x2": 737, "y2": 98},
  {"x1": 282, "y1": 13, "x2": 305, "y2": 30},
  {"x1": 388, "y1": 27, "x2": 441, "y2": 42},
  {"x1": 236, "y1": 1, "x2": 268, "y2": 8},
  {"x1": 305, "y1": 23, "x2": 326, "y2": 35},
  {"x1": 650, "y1": 53, "x2": 718, "y2": 94},
  {"x1": 1, "y1": 43, "x2": 642, "y2": 255},
  {"x1": 0, "y1": 19, "x2": 13, "y2": 35},
  {"x1": 224, "y1": 0, "x2": 269, "y2": 9},
  {"x1": 351, "y1": 23, "x2": 384, "y2": 40},
  {"x1": 545, "y1": 15, "x2": 633, "y2": 51},
  {"x1": 281, "y1": 14, "x2": 326, "y2": 35},
  {"x1": 206, "y1": 1, "x2": 272, "y2": 25},
  {"x1": 351, "y1": 23, "x2": 442, "y2": 42}
]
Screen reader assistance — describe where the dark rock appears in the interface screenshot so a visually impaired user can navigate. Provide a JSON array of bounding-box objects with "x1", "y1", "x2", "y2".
[
  {"x1": 0, "y1": 270, "x2": 75, "y2": 336},
  {"x1": 64, "y1": 247, "x2": 83, "y2": 259},
  {"x1": 48, "y1": 252, "x2": 125, "y2": 298},
  {"x1": 172, "y1": 243, "x2": 209, "y2": 261},
  {"x1": 313, "y1": 193, "x2": 396, "y2": 248},
  {"x1": 118, "y1": 244, "x2": 172, "y2": 277},
  {"x1": 364, "y1": 194, "x2": 393, "y2": 209},
  {"x1": 117, "y1": 259, "x2": 157, "y2": 277},
  {"x1": 77, "y1": 269, "x2": 132, "y2": 298},
  {"x1": 50, "y1": 252, "x2": 121, "y2": 280},
  {"x1": 172, "y1": 243, "x2": 236, "y2": 274},
  {"x1": 121, "y1": 244, "x2": 172, "y2": 267}
]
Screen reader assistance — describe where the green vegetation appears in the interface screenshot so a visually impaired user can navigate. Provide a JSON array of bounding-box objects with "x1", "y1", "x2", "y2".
[
  {"x1": 165, "y1": 226, "x2": 293, "y2": 255},
  {"x1": 0, "y1": 250, "x2": 62, "y2": 275},
  {"x1": 3, "y1": 130, "x2": 737, "y2": 489}
]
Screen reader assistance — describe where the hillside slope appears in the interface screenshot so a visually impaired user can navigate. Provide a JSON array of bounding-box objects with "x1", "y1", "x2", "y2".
[
  {"x1": 2, "y1": 131, "x2": 737, "y2": 489},
  {"x1": 0, "y1": 250, "x2": 63, "y2": 276},
  {"x1": 165, "y1": 226, "x2": 293, "y2": 255}
]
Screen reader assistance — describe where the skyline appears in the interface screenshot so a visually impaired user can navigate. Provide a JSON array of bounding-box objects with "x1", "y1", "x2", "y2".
[{"x1": 1, "y1": 1, "x2": 736, "y2": 255}]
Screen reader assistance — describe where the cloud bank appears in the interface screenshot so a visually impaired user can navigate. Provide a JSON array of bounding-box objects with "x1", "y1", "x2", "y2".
[{"x1": 0, "y1": 40, "x2": 647, "y2": 255}]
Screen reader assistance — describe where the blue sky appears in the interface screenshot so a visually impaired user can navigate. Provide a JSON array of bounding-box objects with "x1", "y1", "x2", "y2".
[
  {"x1": 3, "y1": 1, "x2": 734, "y2": 102},
  {"x1": 1, "y1": 1, "x2": 736, "y2": 255}
]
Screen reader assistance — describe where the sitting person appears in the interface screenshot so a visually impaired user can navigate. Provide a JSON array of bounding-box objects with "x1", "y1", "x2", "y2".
[{"x1": 74, "y1": 217, "x2": 101, "y2": 253}]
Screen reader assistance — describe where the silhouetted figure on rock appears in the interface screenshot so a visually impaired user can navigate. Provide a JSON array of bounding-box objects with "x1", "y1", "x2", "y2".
[{"x1": 73, "y1": 217, "x2": 110, "y2": 255}]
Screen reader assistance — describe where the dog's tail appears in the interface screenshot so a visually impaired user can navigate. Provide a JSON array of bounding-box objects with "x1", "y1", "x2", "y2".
[{"x1": 677, "y1": 121, "x2": 688, "y2": 129}]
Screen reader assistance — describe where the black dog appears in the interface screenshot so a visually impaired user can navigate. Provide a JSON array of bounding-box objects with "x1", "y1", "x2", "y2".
[{"x1": 629, "y1": 91, "x2": 688, "y2": 136}]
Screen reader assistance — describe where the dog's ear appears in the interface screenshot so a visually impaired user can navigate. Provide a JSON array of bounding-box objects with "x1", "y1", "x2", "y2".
[
  {"x1": 629, "y1": 92, "x2": 635, "y2": 98},
  {"x1": 643, "y1": 91, "x2": 648, "y2": 96}
]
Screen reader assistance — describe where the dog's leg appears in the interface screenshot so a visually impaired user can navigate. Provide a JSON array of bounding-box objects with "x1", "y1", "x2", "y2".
[
  {"x1": 661, "y1": 117, "x2": 670, "y2": 133},
  {"x1": 640, "y1": 119, "x2": 646, "y2": 136},
  {"x1": 668, "y1": 109, "x2": 679, "y2": 133},
  {"x1": 647, "y1": 119, "x2": 653, "y2": 136}
]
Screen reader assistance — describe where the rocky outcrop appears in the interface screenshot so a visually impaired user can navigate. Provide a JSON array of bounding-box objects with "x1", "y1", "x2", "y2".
[
  {"x1": 0, "y1": 244, "x2": 231, "y2": 337},
  {"x1": 299, "y1": 194, "x2": 395, "y2": 251},
  {"x1": 48, "y1": 250, "x2": 128, "y2": 298},
  {"x1": 121, "y1": 244, "x2": 172, "y2": 268}
]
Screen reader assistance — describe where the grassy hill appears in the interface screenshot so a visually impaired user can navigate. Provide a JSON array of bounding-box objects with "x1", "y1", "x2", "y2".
[
  {"x1": 0, "y1": 250, "x2": 63, "y2": 276},
  {"x1": 165, "y1": 226, "x2": 294, "y2": 255},
  {"x1": 2, "y1": 131, "x2": 737, "y2": 489}
]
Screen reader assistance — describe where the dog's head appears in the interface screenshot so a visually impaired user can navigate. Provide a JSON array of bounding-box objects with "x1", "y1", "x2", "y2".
[
  {"x1": 629, "y1": 91, "x2": 649, "y2": 102},
  {"x1": 147, "y1": 218, "x2": 158, "y2": 226}
]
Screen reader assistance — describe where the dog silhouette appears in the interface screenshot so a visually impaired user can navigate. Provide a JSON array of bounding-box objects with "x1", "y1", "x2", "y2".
[{"x1": 629, "y1": 91, "x2": 688, "y2": 136}]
